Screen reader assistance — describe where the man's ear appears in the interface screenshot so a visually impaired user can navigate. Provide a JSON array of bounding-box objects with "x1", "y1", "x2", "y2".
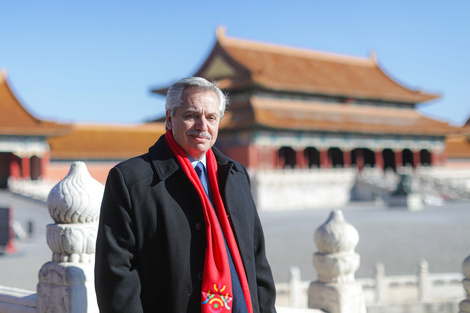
[{"x1": 165, "y1": 110, "x2": 172, "y2": 130}]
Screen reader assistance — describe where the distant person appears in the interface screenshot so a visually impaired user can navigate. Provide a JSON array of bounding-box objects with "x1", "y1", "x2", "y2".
[{"x1": 95, "y1": 77, "x2": 277, "y2": 313}]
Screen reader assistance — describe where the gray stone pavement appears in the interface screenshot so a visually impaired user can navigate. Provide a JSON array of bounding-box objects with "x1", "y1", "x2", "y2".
[
  {"x1": 261, "y1": 201, "x2": 470, "y2": 283},
  {"x1": 0, "y1": 189, "x2": 469, "y2": 291}
]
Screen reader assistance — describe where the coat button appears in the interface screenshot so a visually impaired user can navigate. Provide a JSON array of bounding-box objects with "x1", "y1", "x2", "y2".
[
  {"x1": 195, "y1": 223, "x2": 202, "y2": 231},
  {"x1": 198, "y1": 272, "x2": 203, "y2": 280}
]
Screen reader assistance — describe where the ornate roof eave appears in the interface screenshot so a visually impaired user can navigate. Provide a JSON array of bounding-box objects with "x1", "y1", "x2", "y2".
[
  {"x1": 256, "y1": 116, "x2": 457, "y2": 137},
  {"x1": 194, "y1": 29, "x2": 252, "y2": 83},
  {"x1": 219, "y1": 96, "x2": 459, "y2": 137},
  {"x1": 219, "y1": 114, "x2": 456, "y2": 136},
  {"x1": 371, "y1": 62, "x2": 441, "y2": 104},
  {"x1": 151, "y1": 28, "x2": 253, "y2": 96},
  {"x1": 242, "y1": 64, "x2": 440, "y2": 104},
  {"x1": 0, "y1": 123, "x2": 73, "y2": 137},
  {"x1": 0, "y1": 70, "x2": 74, "y2": 137},
  {"x1": 248, "y1": 84, "x2": 440, "y2": 105},
  {"x1": 217, "y1": 31, "x2": 440, "y2": 104},
  {"x1": 241, "y1": 123, "x2": 454, "y2": 137},
  {"x1": 1, "y1": 70, "x2": 43, "y2": 124},
  {"x1": 151, "y1": 28, "x2": 441, "y2": 105}
]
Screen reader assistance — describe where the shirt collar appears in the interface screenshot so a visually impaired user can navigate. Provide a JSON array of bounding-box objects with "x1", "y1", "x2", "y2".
[{"x1": 188, "y1": 154, "x2": 207, "y2": 169}]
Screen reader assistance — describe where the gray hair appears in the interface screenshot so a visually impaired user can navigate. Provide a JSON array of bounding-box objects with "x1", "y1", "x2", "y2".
[{"x1": 165, "y1": 77, "x2": 227, "y2": 119}]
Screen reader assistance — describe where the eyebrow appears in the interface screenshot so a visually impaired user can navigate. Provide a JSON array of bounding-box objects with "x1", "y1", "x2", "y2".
[{"x1": 182, "y1": 108, "x2": 220, "y2": 116}]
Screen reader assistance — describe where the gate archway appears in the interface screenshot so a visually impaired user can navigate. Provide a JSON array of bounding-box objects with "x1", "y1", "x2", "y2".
[
  {"x1": 304, "y1": 147, "x2": 320, "y2": 168},
  {"x1": 402, "y1": 149, "x2": 414, "y2": 168},
  {"x1": 383, "y1": 149, "x2": 396, "y2": 171},
  {"x1": 278, "y1": 147, "x2": 297, "y2": 169},
  {"x1": 328, "y1": 147, "x2": 344, "y2": 168}
]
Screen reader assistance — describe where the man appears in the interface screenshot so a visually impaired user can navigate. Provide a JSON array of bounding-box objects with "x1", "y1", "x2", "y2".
[{"x1": 95, "y1": 77, "x2": 277, "y2": 313}]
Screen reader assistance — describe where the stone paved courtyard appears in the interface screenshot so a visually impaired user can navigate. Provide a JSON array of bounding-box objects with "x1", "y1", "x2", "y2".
[
  {"x1": 262, "y1": 201, "x2": 470, "y2": 283},
  {"x1": 1, "y1": 189, "x2": 469, "y2": 291}
]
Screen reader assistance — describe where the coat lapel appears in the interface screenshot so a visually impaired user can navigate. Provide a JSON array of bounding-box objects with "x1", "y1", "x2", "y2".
[{"x1": 214, "y1": 149, "x2": 253, "y2": 272}]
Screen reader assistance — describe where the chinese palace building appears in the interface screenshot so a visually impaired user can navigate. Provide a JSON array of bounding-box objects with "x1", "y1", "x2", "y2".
[
  {"x1": 153, "y1": 28, "x2": 459, "y2": 172},
  {"x1": 0, "y1": 71, "x2": 164, "y2": 188},
  {"x1": 0, "y1": 70, "x2": 69, "y2": 188},
  {"x1": 2, "y1": 29, "x2": 467, "y2": 208}
]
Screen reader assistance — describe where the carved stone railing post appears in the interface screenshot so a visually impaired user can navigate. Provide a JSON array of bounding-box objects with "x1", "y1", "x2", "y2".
[
  {"x1": 289, "y1": 266, "x2": 302, "y2": 308},
  {"x1": 37, "y1": 162, "x2": 104, "y2": 313},
  {"x1": 374, "y1": 262, "x2": 387, "y2": 304},
  {"x1": 418, "y1": 259, "x2": 431, "y2": 302},
  {"x1": 459, "y1": 254, "x2": 470, "y2": 313},
  {"x1": 308, "y1": 210, "x2": 366, "y2": 313}
]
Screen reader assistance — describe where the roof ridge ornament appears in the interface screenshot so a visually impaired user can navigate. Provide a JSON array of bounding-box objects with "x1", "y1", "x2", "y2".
[
  {"x1": 369, "y1": 50, "x2": 377, "y2": 64},
  {"x1": 0, "y1": 68, "x2": 7, "y2": 82},
  {"x1": 216, "y1": 25, "x2": 227, "y2": 41}
]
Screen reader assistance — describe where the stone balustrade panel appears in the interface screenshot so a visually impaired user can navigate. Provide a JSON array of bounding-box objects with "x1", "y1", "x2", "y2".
[{"x1": 252, "y1": 169, "x2": 356, "y2": 210}]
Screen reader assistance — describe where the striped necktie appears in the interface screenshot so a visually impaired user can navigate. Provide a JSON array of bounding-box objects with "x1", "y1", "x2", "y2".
[{"x1": 195, "y1": 162, "x2": 211, "y2": 200}]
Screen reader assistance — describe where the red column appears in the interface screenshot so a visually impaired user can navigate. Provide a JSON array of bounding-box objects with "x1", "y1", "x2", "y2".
[
  {"x1": 320, "y1": 149, "x2": 330, "y2": 168},
  {"x1": 296, "y1": 149, "x2": 306, "y2": 169},
  {"x1": 375, "y1": 150, "x2": 384, "y2": 169},
  {"x1": 413, "y1": 150, "x2": 420, "y2": 168},
  {"x1": 395, "y1": 149, "x2": 402, "y2": 168},
  {"x1": 41, "y1": 152, "x2": 50, "y2": 179},
  {"x1": 257, "y1": 146, "x2": 266, "y2": 170},
  {"x1": 343, "y1": 149, "x2": 351, "y2": 168},
  {"x1": 21, "y1": 157, "x2": 30, "y2": 179},
  {"x1": 441, "y1": 150, "x2": 447, "y2": 165},
  {"x1": 274, "y1": 149, "x2": 285, "y2": 169},
  {"x1": 265, "y1": 146, "x2": 273, "y2": 170},
  {"x1": 9, "y1": 154, "x2": 21, "y2": 179},
  {"x1": 272, "y1": 149, "x2": 278, "y2": 169},
  {"x1": 246, "y1": 145, "x2": 255, "y2": 169},
  {"x1": 430, "y1": 150, "x2": 443, "y2": 166}
]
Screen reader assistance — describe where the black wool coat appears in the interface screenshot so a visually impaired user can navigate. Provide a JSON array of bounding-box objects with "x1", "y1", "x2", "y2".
[{"x1": 95, "y1": 135, "x2": 277, "y2": 313}]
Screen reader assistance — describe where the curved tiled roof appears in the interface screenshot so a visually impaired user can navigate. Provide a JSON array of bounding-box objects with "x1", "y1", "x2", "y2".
[
  {"x1": 446, "y1": 129, "x2": 470, "y2": 159},
  {"x1": 153, "y1": 28, "x2": 439, "y2": 104},
  {"x1": 220, "y1": 96, "x2": 458, "y2": 136},
  {"x1": 0, "y1": 70, "x2": 70, "y2": 136},
  {"x1": 215, "y1": 31, "x2": 438, "y2": 103},
  {"x1": 48, "y1": 123, "x2": 165, "y2": 159}
]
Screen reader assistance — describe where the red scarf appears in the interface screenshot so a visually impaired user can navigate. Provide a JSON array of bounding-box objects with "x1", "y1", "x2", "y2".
[{"x1": 165, "y1": 130, "x2": 253, "y2": 313}]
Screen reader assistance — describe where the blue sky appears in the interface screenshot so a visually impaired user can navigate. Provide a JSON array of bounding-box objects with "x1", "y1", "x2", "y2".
[{"x1": 1, "y1": 1, "x2": 469, "y2": 126}]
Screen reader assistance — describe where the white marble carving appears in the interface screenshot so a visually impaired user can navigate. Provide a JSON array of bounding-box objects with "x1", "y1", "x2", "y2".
[
  {"x1": 47, "y1": 161, "x2": 103, "y2": 224},
  {"x1": 37, "y1": 161, "x2": 103, "y2": 313},
  {"x1": 308, "y1": 210, "x2": 366, "y2": 313},
  {"x1": 251, "y1": 168, "x2": 356, "y2": 210}
]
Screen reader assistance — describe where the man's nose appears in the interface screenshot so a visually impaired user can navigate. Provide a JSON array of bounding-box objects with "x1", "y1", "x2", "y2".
[{"x1": 195, "y1": 116, "x2": 208, "y2": 130}]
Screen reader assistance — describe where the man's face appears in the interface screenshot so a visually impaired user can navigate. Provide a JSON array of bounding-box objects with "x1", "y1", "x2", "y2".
[{"x1": 166, "y1": 88, "x2": 221, "y2": 160}]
